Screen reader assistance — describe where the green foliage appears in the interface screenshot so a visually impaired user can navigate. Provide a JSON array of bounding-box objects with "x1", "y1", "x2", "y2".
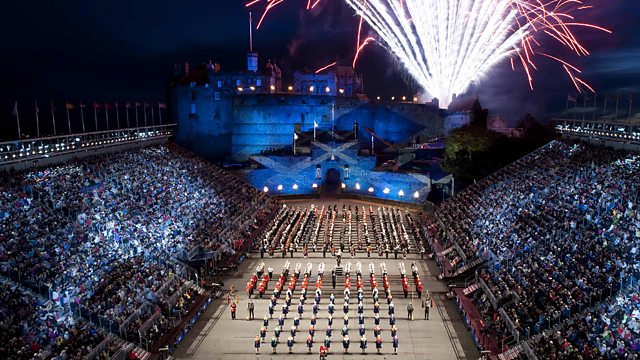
[{"x1": 442, "y1": 114, "x2": 556, "y2": 182}]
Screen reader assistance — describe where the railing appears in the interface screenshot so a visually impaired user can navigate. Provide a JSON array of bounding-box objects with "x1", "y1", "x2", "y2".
[
  {"x1": 478, "y1": 278, "x2": 498, "y2": 309},
  {"x1": 110, "y1": 343, "x2": 133, "y2": 360},
  {"x1": 165, "y1": 284, "x2": 188, "y2": 311},
  {"x1": 521, "y1": 341, "x2": 537, "y2": 360},
  {"x1": 70, "y1": 302, "x2": 121, "y2": 335},
  {"x1": 155, "y1": 274, "x2": 177, "y2": 298},
  {"x1": 83, "y1": 334, "x2": 114, "y2": 360},
  {"x1": 138, "y1": 307, "x2": 162, "y2": 350},
  {"x1": 119, "y1": 304, "x2": 151, "y2": 338},
  {"x1": 499, "y1": 308, "x2": 520, "y2": 343},
  {"x1": 0, "y1": 124, "x2": 175, "y2": 166}
]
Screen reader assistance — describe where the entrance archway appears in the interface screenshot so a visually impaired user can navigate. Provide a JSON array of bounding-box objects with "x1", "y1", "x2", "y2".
[{"x1": 322, "y1": 168, "x2": 341, "y2": 195}]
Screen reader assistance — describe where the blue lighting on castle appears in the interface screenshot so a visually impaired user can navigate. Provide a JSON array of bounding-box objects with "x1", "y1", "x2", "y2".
[{"x1": 170, "y1": 53, "x2": 474, "y2": 204}]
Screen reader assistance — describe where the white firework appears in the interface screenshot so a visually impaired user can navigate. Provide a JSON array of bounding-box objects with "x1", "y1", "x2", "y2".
[{"x1": 344, "y1": 0, "x2": 528, "y2": 107}]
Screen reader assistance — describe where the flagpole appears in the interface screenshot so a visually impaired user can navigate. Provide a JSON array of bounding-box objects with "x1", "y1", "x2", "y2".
[
  {"x1": 14, "y1": 101, "x2": 21, "y2": 139},
  {"x1": 125, "y1": 105, "x2": 130, "y2": 128},
  {"x1": 603, "y1": 93, "x2": 608, "y2": 123},
  {"x1": 158, "y1": 104, "x2": 163, "y2": 124},
  {"x1": 135, "y1": 104, "x2": 139, "y2": 128},
  {"x1": 143, "y1": 105, "x2": 147, "y2": 127},
  {"x1": 66, "y1": 103, "x2": 72, "y2": 134},
  {"x1": 115, "y1": 104, "x2": 120, "y2": 129},
  {"x1": 105, "y1": 103, "x2": 110, "y2": 130},
  {"x1": 94, "y1": 104, "x2": 98, "y2": 131},
  {"x1": 592, "y1": 94, "x2": 597, "y2": 122},
  {"x1": 35, "y1": 101, "x2": 40, "y2": 138},
  {"x1": 51, "y1": 101, "x2": 57, "y2": 136},
  {"x1": 614, "y1": 94, "x2": 619, "y2": 122},
  {"x1": 628, "y1": 94, "x2": 633, "y2": 133},
  {"x1": 80, "y1": 104, "x2": 86, "y2": 133},
  {"x1": 582, "y1": 94, "x2": 587, "y2": 127},
  {"x1": 151, "y1": 106, "x2": 155, "y2": 127}
]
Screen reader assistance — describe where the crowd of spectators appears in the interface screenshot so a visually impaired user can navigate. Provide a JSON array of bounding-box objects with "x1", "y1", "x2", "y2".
[
  {"x1": 530, "y1": 290, "x2": 639, "y2": 359},
  {"x1": 0, "y1": 281, "x2": 105, "y2": 359},
  {"x1": 429, "y1": 140, "x2": 639, "y2": 357},
  {"x1": 0, "y1": 144, "x2": 278, "y2": 356}
]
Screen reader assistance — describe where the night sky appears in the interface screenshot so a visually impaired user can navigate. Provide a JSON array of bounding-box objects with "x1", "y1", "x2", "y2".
[{"x1": 1, "y1": 0, "x2": 639, "y2": 138}]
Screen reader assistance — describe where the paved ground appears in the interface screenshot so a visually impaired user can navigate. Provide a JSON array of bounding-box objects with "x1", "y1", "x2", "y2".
[{"x1": 173, "y1": 200, "x2": 479, "y2": 360}]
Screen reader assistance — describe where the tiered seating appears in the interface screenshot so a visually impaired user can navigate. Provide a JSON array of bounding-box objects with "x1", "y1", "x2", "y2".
[
  {"x1": 431, "y1": 140, "x2": 639, "y2": 356},
  {"x1": 0, "y1": 144, "x2": 278, "y2": 354}
]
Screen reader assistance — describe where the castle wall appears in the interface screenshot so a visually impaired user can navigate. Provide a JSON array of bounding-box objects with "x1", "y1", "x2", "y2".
[{"x1": 173, "y1": 86, "x2": 445, "y2": 162}]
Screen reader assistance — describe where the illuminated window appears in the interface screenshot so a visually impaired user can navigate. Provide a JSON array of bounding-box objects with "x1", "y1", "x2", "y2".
[
  {"x1": 256, "y1": 79, "x2": 262, "y2": 86},
  {"x1": 190, "y1": 104, "x2": 196, "y2": 114},
  {"x1": 217, "y1": 80, "x2": 222, "y2": 88},
  {"x1": 214, "y1": 92, "x2": 221, "y2": 101}
]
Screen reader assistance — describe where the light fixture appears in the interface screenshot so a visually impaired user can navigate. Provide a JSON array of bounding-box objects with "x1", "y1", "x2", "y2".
[
  {"x1": 312, "y1": 183, "x2": 318, "y2": 188},
  {"x1": 309, "y1": 86, "x2": 314, "y2": 92},
  {"x1": 413, "y1": 97, "x2": 418, "y2": 102},
  {"x1": 413, "y1": 191, "x2": 420, "y2": 199},
  {"x1": 376, "y1": 96, "x2": 380, "y2": 100},
  {"x1": 398, "y1": 190, "x2": 404, "y2": 197},
  {"x1": 391, "y1": 96, "x2": 395, "y2": 101},
  {"x1": 277, "y1": 184, "x2": 283, "y2": 191},
  {"x1": 341, "y1": 183, "x2": 346, "y2": 189},
  {"x1": 355, "y1": 183, "x2": 361, "y2": 190},
  {"x1": 402, "y1": 96, "x2": 406, "y2": 101},
  {"x1": 292, "y1": 184, "x2": 299, "y2": 190},
  {"x1": 368, "y1": 187, "x2": 374, "y2": 193},
  {"x1": 383, "y1": 187, "x2": 390, "y2": 195},
  {"x1": 263, "y1": 186, "x2": 269, "y2": 193},
  {"x1": 339, "y1": 89, "x2": 345, "y2": 94},
  {"x1": 249, "y1": 86, "x2": 256, "y2": 91},
  {"x1": 325, "y1": 87, "x2": 331, "y2": 93},
  {"x1": 237, "y1": 87, "x2": 243, "y2": 92},
  {"x1": 270, "y1": 85, "x2": 276, "y2": 91},
  {"x1": 288, "y1": 85, "x2": 293, "y2": 91}
]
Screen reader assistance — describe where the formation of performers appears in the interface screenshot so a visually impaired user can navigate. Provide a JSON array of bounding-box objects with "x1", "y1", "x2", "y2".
[
  {"x1": 258, "y1": 204, "x2": 426, "y2": 258},
  {"x1": 245, "y1": 261, "x2": 435, "y2": 355}
]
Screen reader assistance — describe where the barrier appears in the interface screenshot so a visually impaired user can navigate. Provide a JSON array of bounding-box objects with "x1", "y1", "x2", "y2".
[
  {"x1": 499, "y1": 308, "x2": 520, "y2": 343},
  {"x1": 477, "y1": 278, "x2": 498, "y2": 309},
  {"x1": 83, "y1": 334, "x2": 114, "y2": 360}
]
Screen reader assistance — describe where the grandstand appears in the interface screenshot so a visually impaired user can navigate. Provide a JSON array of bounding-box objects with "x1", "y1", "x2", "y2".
[{"x1": 0, "y1": 115, "x2": 638, "y2": 360}]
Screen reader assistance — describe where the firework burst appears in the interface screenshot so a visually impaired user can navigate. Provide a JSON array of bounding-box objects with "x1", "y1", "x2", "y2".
[{"x1": 247, "y1": 0, "x2": 610, "y2": 107}]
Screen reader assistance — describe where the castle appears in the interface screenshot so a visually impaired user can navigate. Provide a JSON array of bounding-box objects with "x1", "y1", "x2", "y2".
[{"x1": 169, "y1": 52, "x2": 478, "y2": 203}]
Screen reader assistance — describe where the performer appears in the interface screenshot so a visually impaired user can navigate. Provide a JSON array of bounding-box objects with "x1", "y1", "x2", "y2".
[{"x1": 342, "y1": 335, "x2": 350, "y2": 353}]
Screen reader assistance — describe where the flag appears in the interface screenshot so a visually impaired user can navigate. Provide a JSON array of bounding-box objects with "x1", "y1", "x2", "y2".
[
  {"x1": 93, "y1": 102, "x2": 103, "y2": 109},
  {"x1": 158, "y1": 103, "x2": 167, "y2": 109},
  {"x1": 314, "y1": 121, "x2": 318, "y2": 128},
  {"x1": 125, "y1": 102, "x2": 132, "y2": 108},
  {"x1": 115, "y1": 102, "x2": 120, "y2": 108},
  {"x1": 135, "y1": 102, "x2": 141, "y2": 107},
  {"x1": 293, "y1": 132, "x2": 299, "y2": 140},
  {"x1": 12, "y1": 101, "x2": 19, "y2": 117},
  {"x1": 65, "y1": 102, "x2": 75, "y2": 110},
  {"x1": 568, "y1": 94, "x2": 577, "y2": 102},
  {"x1": 79, "y1": 103, "x2": 86, "y2": 109},
  {"x1": 34, "y1": 102, "x2": 40, "y2": 115}
]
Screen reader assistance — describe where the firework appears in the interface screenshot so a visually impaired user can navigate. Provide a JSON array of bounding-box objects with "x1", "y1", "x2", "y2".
[
  {"x1": 345, "y1": 0, "x2": 609, "y2": 106},
  {"x1": 247, "y1": 0, "x2": 610, "y2": 106}
]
